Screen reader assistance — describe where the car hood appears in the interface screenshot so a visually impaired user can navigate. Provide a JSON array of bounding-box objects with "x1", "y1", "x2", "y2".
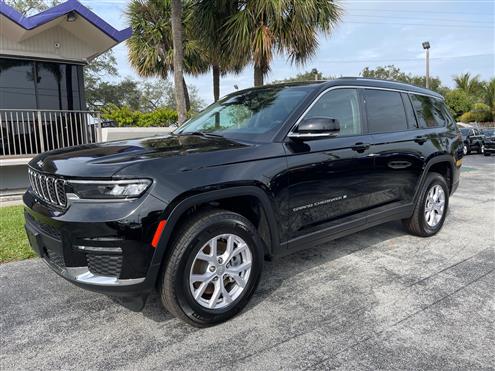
[{"x1": 29, "y1": 134, "x2": 249, "y2": 177}]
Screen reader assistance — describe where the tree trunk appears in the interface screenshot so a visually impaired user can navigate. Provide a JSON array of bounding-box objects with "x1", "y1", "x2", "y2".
[
  {"x1": 183, "y1": 76, "x2": 190, "y2": 112},
  {"x1": 212, "y1": 64, "x2": 220, "y2": 102},
  {"x1": 254, "y1": 65, "x2": 264, "y2": 87},
  {"x1": 170, "y1": 0, "x2": 187, "y2": 124}
]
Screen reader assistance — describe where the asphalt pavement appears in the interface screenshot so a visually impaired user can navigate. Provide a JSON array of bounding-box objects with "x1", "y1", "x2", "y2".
[{"x1": 1, "y1": 155, "x2": 494, "y2": 370}]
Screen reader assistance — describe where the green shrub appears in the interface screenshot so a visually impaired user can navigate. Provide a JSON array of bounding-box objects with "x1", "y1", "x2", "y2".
[
  {"x1": 101, "y1": 104, "x2": 139, "y2": 126},
  {"x1": 101, "y1": 105, "x2": 178, "y2": 127},
  {"x1": 137, "y1": 108, "x2": 178, "y2": 127},
  {"x1": 445, "y1": 89, "x2": 474, "y2": 119},
  {"x1": 459, "y1": 103, "x2": 493, "y2": 123}
]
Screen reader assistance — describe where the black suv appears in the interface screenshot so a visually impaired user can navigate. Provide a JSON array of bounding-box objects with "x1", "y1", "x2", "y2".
[
  {"x1": 459, "y1": 127, "x2": 484, "y2": 155},
  {"x1": 24, "y1": 78, "x2": 462, "y2": 326},
  {"x1": 482, "y1": 128, "x2": 495, "y2": 156}
]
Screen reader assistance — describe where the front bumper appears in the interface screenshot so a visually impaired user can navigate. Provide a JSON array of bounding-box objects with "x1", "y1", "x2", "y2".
[
  {"x1": 484, "y1": 142, "x2": 495, "y2": 153},
  {"x1": 23, "y1": 190, "x2": 167, "y2": 297}
]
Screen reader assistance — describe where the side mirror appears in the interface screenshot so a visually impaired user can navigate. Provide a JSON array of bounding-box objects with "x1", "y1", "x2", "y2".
[{"x1": 289, "y1": 117, "x2": 340, "y2": 140}]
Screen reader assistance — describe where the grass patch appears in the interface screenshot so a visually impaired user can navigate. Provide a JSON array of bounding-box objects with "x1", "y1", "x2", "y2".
[{"x1": 0, "y1": 205, "x2": 34, "y2": 263}]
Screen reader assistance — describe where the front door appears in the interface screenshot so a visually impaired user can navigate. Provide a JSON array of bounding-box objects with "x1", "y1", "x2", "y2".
[{"x1": 284, "y1": 88, "x2": 374, "y2": 242}]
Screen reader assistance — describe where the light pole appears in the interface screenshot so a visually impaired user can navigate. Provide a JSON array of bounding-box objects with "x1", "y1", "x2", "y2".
[{"x1": 422, "y1": 41, "x2": 430, "y2": 89}]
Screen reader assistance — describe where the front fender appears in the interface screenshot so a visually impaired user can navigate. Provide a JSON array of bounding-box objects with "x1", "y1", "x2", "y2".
[{"x1": 145, "y1": 185, "x2": 280, "y2": 287}]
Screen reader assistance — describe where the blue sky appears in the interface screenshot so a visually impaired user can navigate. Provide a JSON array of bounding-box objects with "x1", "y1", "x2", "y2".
[{"x1": 81, "y1": 0, "x2": 495, "y2": 105}]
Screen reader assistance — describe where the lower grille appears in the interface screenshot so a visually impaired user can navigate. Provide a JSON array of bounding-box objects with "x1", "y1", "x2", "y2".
[
  {"x1": 86, "y1": 254, "x2": 122, "y2": 277},
  {"x1": 45, "y1": 246, "x2": 65, "y2": 269},
  {"x1": 25, "y1": 213, "x2": 62, "y2": 240}
]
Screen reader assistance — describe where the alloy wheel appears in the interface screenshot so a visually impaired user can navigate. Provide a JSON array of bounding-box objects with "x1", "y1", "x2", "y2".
[
  {"x1": 424, "y1": 185, "x2": 446, "y2": 227},
  {"x1": 189, "y1": 234, "x2": 252, "y2": 309}
]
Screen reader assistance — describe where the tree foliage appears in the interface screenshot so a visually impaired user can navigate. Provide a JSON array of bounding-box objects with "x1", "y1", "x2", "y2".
[
  {"x1": 459, "y1": 103, "x2": 492, "y2": 123},
  {"x1": 453, "y1": 73, "x2": 483, "y2": 98},
  {"x1": 444, "y1": 89, "x2": 474, "y2": 118},
  {"x1": 361, "y1": 65, "x2": 443, "y2": 92},
  {"x1": 5, "y1": 0, "x2": 60, "y2": 15},
  {"x1": 101, "y1": 105, "x2": 179, "y2": 127},
  {"x1": 191, "y1": 0, "x2": 247, "y2": 101},
  {"x1": 224, "y1": 0, "x2": 342, "y2": 86},
  {"x1": 126, "y1": 0, "x2": 209, "y2": 79},
  {"x1": 272, "y1": 69, "x2": 335, "y2": 83}
]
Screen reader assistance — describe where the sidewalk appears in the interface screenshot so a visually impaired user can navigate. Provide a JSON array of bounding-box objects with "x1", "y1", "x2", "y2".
[{"x1": 0, "y1": 189, "x2": 25, "y2": 207}]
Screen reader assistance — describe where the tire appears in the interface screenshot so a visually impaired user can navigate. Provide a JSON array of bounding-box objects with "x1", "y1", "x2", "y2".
[
  {"x1": 484, "y1": 152, "x2": 491, "y2": 157},
  {"x1": 160, "y1": 209, "x2": 264, "y2": 327},
  {"x1": 403, "y1": 172, "x2": 449, "y2": 237}
]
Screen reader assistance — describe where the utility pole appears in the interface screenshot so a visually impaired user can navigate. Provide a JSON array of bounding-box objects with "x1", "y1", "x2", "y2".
[{"x1": 422, "y1": 41, "x2": 431, "y2": 89}]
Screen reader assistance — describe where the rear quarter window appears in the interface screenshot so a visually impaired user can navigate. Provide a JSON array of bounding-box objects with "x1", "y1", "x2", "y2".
[{"x1": 410, "y1": 94, "x2": 447, "y2": 128}]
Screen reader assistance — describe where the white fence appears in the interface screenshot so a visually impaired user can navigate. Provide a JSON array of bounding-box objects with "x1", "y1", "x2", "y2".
[{"x1": 0, "y1": 109, "x2": 101, "y2": 158}]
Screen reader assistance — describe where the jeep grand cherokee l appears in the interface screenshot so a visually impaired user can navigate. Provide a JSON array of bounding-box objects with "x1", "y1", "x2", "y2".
[{"x1": 24, "y1": 78, "x2": 462, "y2": 326}]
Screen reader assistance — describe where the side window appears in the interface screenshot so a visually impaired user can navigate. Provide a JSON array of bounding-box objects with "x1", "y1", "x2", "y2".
[
  {"x1": 410, "y1": 94, "x2": 447, "y2": 128},
  {"x1": 364, "y1": 89, "x2": 408, "y2": 133},
  {"x1": 304, "y1": 88, "x2": 362, "y2": 136}
]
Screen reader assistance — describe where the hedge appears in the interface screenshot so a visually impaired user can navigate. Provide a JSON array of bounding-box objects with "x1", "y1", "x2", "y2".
[{"x1": 102, "y1": 105, "x2": 178, "y2": 127}]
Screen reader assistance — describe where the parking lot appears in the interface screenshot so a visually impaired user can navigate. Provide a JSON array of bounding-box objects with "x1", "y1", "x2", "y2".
[{"x1": 1, "y1": 155, "x2": 494, "y2": 370}]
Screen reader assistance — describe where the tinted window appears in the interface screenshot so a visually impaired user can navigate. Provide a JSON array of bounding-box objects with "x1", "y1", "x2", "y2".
[
  {"x1": 364, "y1": 89, "x2": 407, "y2": 133},
  {"x1": 304, "y1": 88, "x2": 362, "y2": 136},
  {"x1": 0, "y1": 59, "x2": 37, "y2": 109},
  {"x1": 410, "y1": 94, "x2": 447, "y2": 128},
  {"x1": 37, "y1": 62, "x2": 83, "y2": 110},
  {"x1": 0, "y1": 58, "x2": 83, "y2": 110}
]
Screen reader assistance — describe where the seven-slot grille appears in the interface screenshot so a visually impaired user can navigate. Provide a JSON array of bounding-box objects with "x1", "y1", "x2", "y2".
[{"x1": 28, "y1": 169, "x2": 67, "y2": 207}]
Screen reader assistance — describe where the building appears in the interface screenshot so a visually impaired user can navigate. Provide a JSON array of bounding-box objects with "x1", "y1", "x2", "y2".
[{"x1": 0, "y1": 0, "x2": 130, "y2": 192}]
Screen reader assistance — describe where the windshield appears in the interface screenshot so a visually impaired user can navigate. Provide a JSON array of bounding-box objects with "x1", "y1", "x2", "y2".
[
  {"x1": 175, "y1": 86, "x2": 313, "y2": 141},
  {"x1": 483, "y1": 129, "x2": 495, "y2": 135}
]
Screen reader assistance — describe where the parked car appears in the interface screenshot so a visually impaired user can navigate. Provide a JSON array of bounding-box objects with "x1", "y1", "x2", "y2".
[
  {"x1": 24, "y1": 78, "x2": 463, "y2": 326},
  {"x1": 459, "y1": 127, "x2": 484, "y2": 155},
  {"x1": 482, "y1": 128, "x2": 495, "y2": 156}
]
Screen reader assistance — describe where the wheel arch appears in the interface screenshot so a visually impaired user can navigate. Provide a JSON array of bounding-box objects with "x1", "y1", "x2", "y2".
[
  {"x1": 414, "y1": 155, "x2": 455, "y2": 203},
  {"x1": 147, "y1": 186, "x2": 280, "y2": 286}
]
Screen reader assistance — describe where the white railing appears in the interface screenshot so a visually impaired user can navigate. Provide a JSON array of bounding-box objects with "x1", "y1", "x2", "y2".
[{"x1": 0, "y1": 109, "x2": 102, "y2": 158}]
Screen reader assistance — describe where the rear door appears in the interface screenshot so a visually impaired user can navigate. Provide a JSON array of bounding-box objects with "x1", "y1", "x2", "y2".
[{"x1": 365, "y1": 89, "x2": 425, "y2": 207}]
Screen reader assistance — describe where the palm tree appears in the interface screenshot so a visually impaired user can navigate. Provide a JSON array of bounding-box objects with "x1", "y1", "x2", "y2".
[
  {"x1": 224, "y1": 0, "x2": 342, "y2": 86},
  {"x1": 192, "y1": 0, "x2": 247, "y2": 101},
  {"x1": 170, "y1": 0, "x2": 187, "y2": 123},
  {"x1": 127, "y1": 0, "x2": 208, "y2": 120},
  {"x1": 483, "y1": 78, "x2": 495, "y2": 115},
  {"x1": 453, "y1": 73, "x2": 482, "y2": 96}
]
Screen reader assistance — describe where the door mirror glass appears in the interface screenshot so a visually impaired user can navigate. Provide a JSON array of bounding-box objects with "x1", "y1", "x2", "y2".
[{"x1": 289, "y1": 117, "x2": 340, "y2": 140}]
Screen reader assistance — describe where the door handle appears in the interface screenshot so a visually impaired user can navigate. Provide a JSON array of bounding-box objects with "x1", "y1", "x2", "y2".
[
  {"x1": 414, "y1": 135, "x2": 428, "y2": 144},
  {"x1": 351, "y1": 142, "x2": 370, "y2": 152}
]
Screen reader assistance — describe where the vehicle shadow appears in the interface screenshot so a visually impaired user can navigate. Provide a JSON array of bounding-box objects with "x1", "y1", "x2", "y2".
[{"x1": 139, "y1": 220, "x2": 408, "y2": 323}]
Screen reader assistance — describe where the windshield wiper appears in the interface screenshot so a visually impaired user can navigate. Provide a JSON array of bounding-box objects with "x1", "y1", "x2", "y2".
[{"x1": 179, "y1": 131, "x2": 224, "y2": 138}]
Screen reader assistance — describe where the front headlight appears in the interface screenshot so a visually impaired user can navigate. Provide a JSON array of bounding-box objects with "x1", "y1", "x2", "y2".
[{"x1": 68, "y1": 179, "x2": 152, "y2": 199}]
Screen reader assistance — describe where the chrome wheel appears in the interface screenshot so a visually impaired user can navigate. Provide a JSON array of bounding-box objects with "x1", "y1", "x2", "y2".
[
  {"x1": 424, "y1": 185, "x2": 446, "y2": 227},
  {"x1": 481, "y1": 145, "x2": 485, "y2": 154},
  {"x1": 189, "y1": 234, "x2": 252, "y2": 309}
]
